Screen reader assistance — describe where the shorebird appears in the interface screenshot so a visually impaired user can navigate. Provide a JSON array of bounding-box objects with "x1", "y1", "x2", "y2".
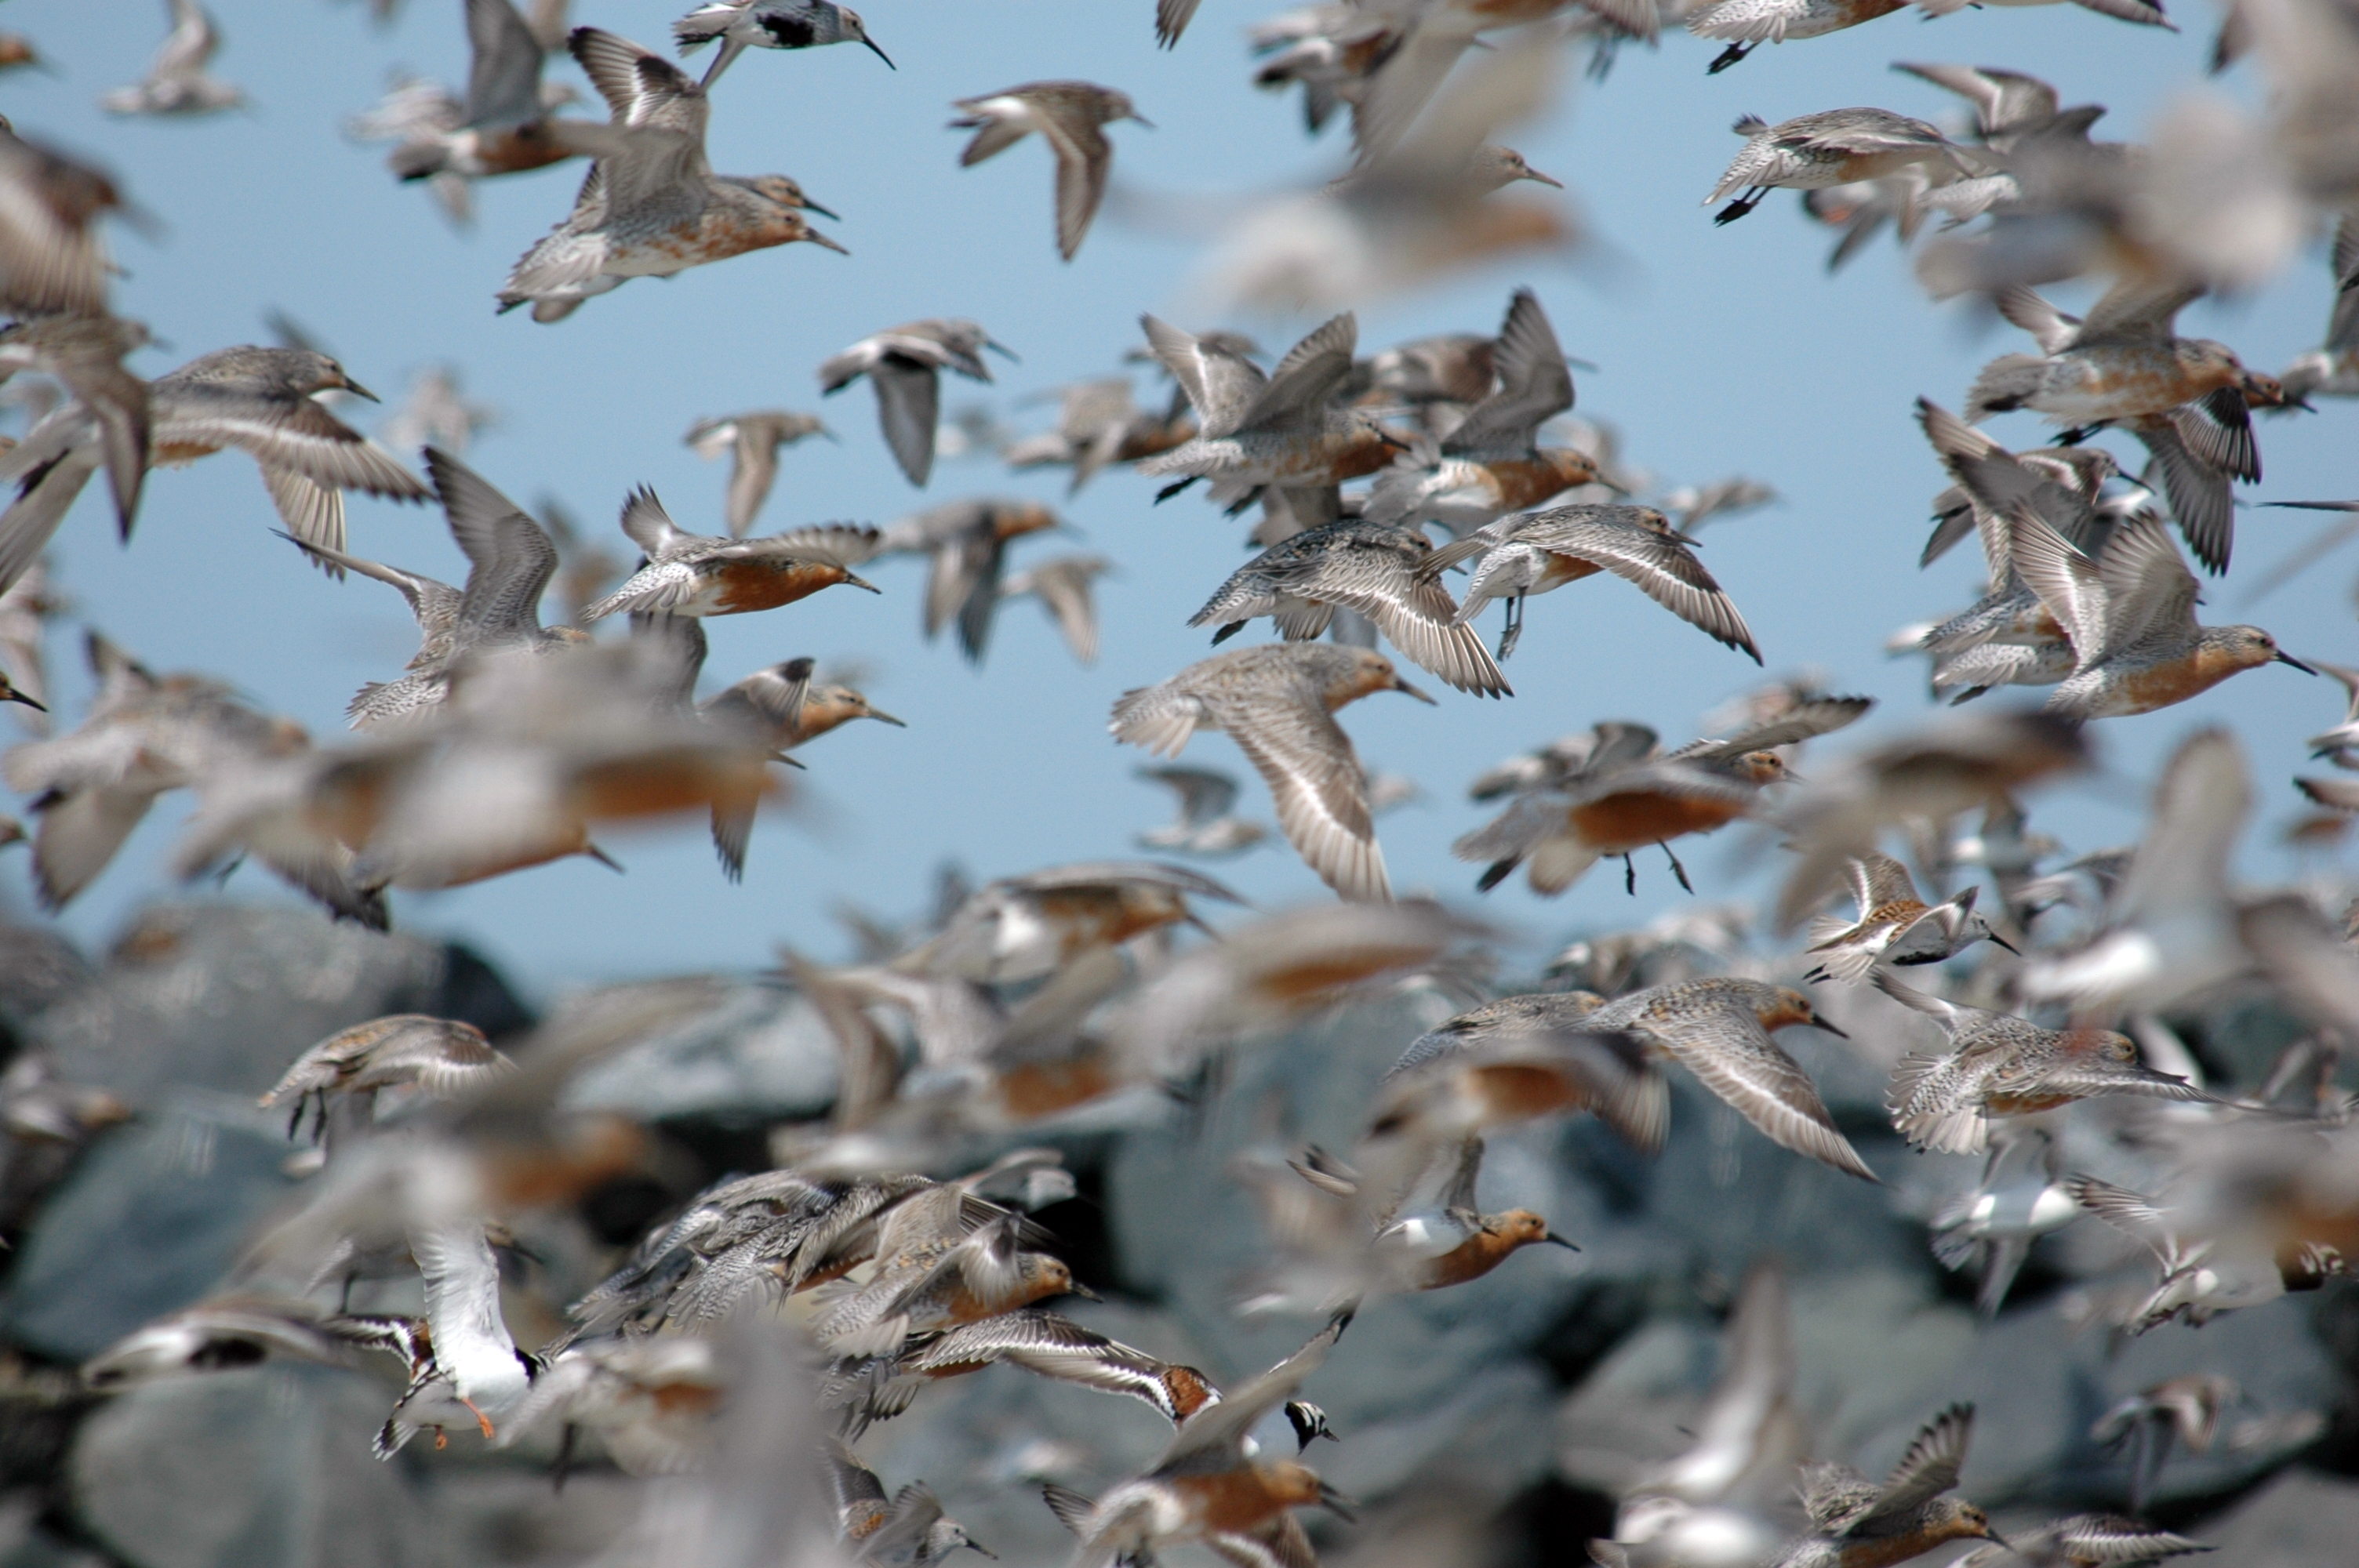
[
  {"x1": 1456, "y1": 696, "x2": 1866, "y2": 896},
  {"x1": 497, "y1": 1335, "x2": 722, "y2": 1477},
  {"x1": 260, "y1": 1014, "x2": 517, "y2": 1145},
  {"x1": 1189, "y1": 515, "x2": 1511, "y2": 697},
  {"x1": 948, "y1": 82, "x2": 1150, "y2": 260},
  {"x1": 378, "y1": 366, "x2": 499, "y2": 457},
  {"x1": 998, "y1": 554, "x2": 1109, "y2": 665},
  {"x1": 673, "y1": 0, "x2": 894, "y2": 90},
  {"x1": 1369, "y1": 993, "x2": 1661, "y2": 1165},
  {"x1": 1417, "y1": 503, "x2": 1760, "y2": 662},
  {"x1": 1801, "y1": 851, "x2": 2012, "y2": 982},
  {"x1": 1004, "y1": 377, "x2": 1195, "y2": 495},
  {"x1": 82, "y1": 1298, "x2": 405, "y2": 1388},
  {"x1": 1969, "y1": 284, "x2": 2264, "y2": 572},
  {"x1": 497, "y1": 29, "x2": 843, "y2": 323},
  {"x1": 1707, "y1": 109, "x2": 1983, "y2": 225},
  {"x1": 1874, "y1": 970, "x2": 2205, "y2": 1154},
  {"x1": 823, "y1": 1440, "x2": 989, "y2": 1565},
  {"x1": 1137, "y1": 312, "x2": 1400, "y2": 524},
  {"x1": 283, "y1": 446, "x2": 587, "y2": 728},
  {"x1": 1135, "y1": 764, "x2": 1270, "y2": 856},
  {"x1": 0, "y1": 126, "x2": 136, "y2": 323},
  {"x1": 580, "y1": 487, "x2": 879, "y2": 619},
  {"x1": 1041, "y1": 1325, "x2": 1347, "y2": 1568},
  {"x1": 367, "y1": 0, "x2": 587, "y2": 218},
  {"x1": 820, "y1": 320, "x2": 1015, "y2": 487},
  {"x1": 1951, "y1": 1515, "x2": 2209, "y2": 1568},
  {"x1": 1365, "y1": 289, "x2": 1608, "y2": 537},
  {"x1": 876, "y1": 499, "x2": 1062, "y2": 662},
  {"x1": 376, "y1": 1212, "x2": 540, "y2": 1454},
  {"x1": 2006, "y1": 506, "x2": 2310, "y2": 718},
  {"x1": 807, "y1": 1210, "x2": 1089, "y2": 1359},
  {"x1": 1927, "y1": 1128, "x2": 2081, "y2": 1317},
  {"x1": 1583, "y1": 977, "x2": 1876, "y2": 1181},
  {"x1": 1110, "y1": 644, "x2": 1435, "y2": 902},
  {"x1": 902, "y1": 861, "x2": 1244, "y2": 983},
  {"x1": 2068, "y1": 1174, "x2": 2344, "y2": 1332},
  {"x1": 1767, "y1": 1404, "x2": 1998, "y2": 1568},
  {"x1": 2278, "y1": 212, "x2": 2358, "y2": 403},
  {"x1": 101, "y1": 0, "x2": 244, "y2": 117},
  {"x1": 684, "y1": 410, "x2": 832, "y2": 535},
  {"x1": 2091, "y1": 1377, "x2": 2240, "y2": 1513}
]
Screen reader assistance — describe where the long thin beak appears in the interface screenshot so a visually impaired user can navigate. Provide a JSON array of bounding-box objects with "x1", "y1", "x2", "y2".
[
  {"x1": 1063, "y1": 1281, "x2": 1100, "y2": 1301},
  {"x1": 1394, "y1": 677, "x2": 1438, "y2": 705},
  {"x1": 1526, "y1": 167, "x2": 1566, "y2": 190},
  {"x1": 342, "y1": 376, "x2": 380, "y2": 402},
  {"x1": 1983, "y1": 1530, "x2": 2010, "y2": 1552},
  {"x1": 3, "y1": 689, "x2": 44, "y2": 712},
  {"x1": 1130, "y1": 112, "x2": 1156, "y2": 129},
  {"x1": 1779, "y1": 770, "x2": 1805, "y2": 785},
  {"x1": 965, "y1": 1544, "x2": 998, "y2": 1561},
  {"x1": 2279, "y1": 651, "x2": 2320, "y2": 673},
  {"x1": 1543, "y1": 1232, "x2": 1580, "y2": 1250},
  {"x1": 863, "y1": 37, "x2": 896, "y2": 67},
  {"x1": 816, "y1": 424, "x2": 841, "y2": 444},
  {"x1": 863, "y1": 707, "x2": 907, "y2": 727},
  {"x1": 1986, "y1": 931, "x2": 2021, "y2": 956},
  {"x1": 586, "y1": 843, "x2": 625, "y2": 873},
  {"x1": 800, "y1": 197, "x2": 840, "y2": 220},
  {"x1": 844, "y1": 572, "x2": 881, "y2": 593},
  {"x1": 1317, "y1": 1484, "x2": 1358, "y2": 1523},
  {"x1": 986, "y1": 339, "x2": 1020, "y2": 362},
  {"x1": 1808, "y1": 1011, "x2": 1848, "y2": 1038},
  {"x1": 805, "y1": 229, "x2": 851, "y2": 256}
]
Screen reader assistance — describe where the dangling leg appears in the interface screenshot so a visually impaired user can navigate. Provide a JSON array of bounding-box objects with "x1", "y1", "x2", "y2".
[
  {"x1": 1497, "y1": 593, "x2": 1526, "y2": 660},
  {"x1": 1707, "y1": 41, "x2": 1754, "y2": 74},
  {"x1": 1621, "y1": 853, "x2": 1637, "y2": 895},
  {"x1": 1660, "y1": 841, "x2": 1693, "y2": 894}
]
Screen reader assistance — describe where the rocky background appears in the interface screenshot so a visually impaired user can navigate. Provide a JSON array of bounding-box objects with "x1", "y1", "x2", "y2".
[{"x1": 2, "y1": 898, "x2": 2354, "y2": 1568}]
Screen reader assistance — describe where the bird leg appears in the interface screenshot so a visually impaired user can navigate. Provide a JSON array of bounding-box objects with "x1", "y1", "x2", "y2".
[
  {"x1": 1706, "y1": 41, "x2": 1755, "y2": 73},
  {"x1": 1621, "y1": 853, "x2": 1637, "y2": 895},
  {"x1": 1497, "y1": 594, "x2": 1526, "y2": 660},
  {"x1": 1154, "y1": 476, "x2": 1200, "y2": 503},
  {"x1": 1660, "y1": 841, "x2": 1693, "y2": 894},
  {"x1": 1712, "y1": 189, "x2": 1764, "y2": 225}
]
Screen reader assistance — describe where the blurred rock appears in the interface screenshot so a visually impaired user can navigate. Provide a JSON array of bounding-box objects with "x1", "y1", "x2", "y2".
[
  {"x1": 0, "y1": 1094, "x2": 296, "y2": 1360},
  {"x1": 0, "y1": 920, "x2": 92, "y2": 1037},
  {"x1": 2198, "y1": 1467, "x2": 2359, "y2": 1565},
  {"x1": 555, "y1": 980, "x2": 838, "y2": 1123},
  {"x1": 71, "y1": 1363, "x2": 427, "y2": 1568},
  {"x1": 421, "y1": 1472, "x2": 643, "y2": 1568},
  {"x1": 16, "y1": 904, "x2": 529, "y2": 1107}
]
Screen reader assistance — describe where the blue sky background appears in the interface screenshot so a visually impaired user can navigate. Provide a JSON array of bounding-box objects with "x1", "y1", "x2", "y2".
[{"x1": 1, "y1": 0, "x2": 2352, "y2": 999}]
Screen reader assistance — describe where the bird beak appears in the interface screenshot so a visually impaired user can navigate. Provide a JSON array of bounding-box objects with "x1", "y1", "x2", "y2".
[
  {"x1": 1986, "y1": 931, "x2": 2021, "y2": 956},
  {"x1": 800, "y1": 197, "x2": 840, "y2": 220},
  {"x1": 1544, "y1": 1232, "x2": 1580, "y2": 1250},
  {"x1": 1063, "y1": 1281, "x2": 1100, "y2": 1301},
  {"x1": 1807, "y1": 1011, "x2": 1848, "y2": 1039},
  {"x1": 863, "y1": 37, "x2": 896, "y2": 67},
  {"x1": 816, "y1": 424, "x2": 841, "y2": 444},
  {"x1": 1394, "y1": 677, "x2": 1437, "y2": 705},
  {"x1": 985, "y1": 339, "x2": 1020, "y2": 363},
  {"x1": 2278, "y1": 652, "x2": 2320, "y2": 673},
  {"x1": 1525, "y1": 166, "x2": 1565, "y2": 190},
  {"x1": 586, "y1": 844, "x2": 626, "y2": 873},
  {"x1": 1982, "y1": 1529, "x2": 2010, "y2": 1550},
  {"x1": 1317, "y1": 1484, "x2": 1358, "y2": 1523},
  {"x1": 863, "y1": 706, "x2": 907, "y2": 728},
  {"x1": 965, "y1": 1544, "x2": 998, "y2": 1561},
  {"x1": 805, "y1": 229, "x2": 852, "y2": 256},
  {"x1": 844, "y1": 572, "x2": 881, "y2": 593},
  {"x1": 3, "y1": 689, "x2": 45, "y2": 712},
  {"x1": 341, "y1": 376, "x2": 380, "y2": 402},
  {"x1": 1131, "y1": 112, "x2": 1156, "y2": 129}
]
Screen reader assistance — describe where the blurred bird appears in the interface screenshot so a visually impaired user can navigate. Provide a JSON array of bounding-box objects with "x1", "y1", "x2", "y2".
[
  {"x1": 823, "y1": 1440, "x2": 990, "y2": 1564},
  {"x1": 821, "y1": 320, "x2": 1016, "y2": 488},
  {"x1": 580, "y1": 487, "x2": 880, "y2": 619},
  {"x1": 1707, "y1": 109, "x2": 1984, "y2": 225},
  {"x1": 101, "y1": 0, "x2": 245, "y2": 117},
  {"x1": 1801, "y1": 851, "x2": 2012, "y2": 982},
  {"x1": 684, "y1": 410, "x2": 833, "y2": 536},
  {"x1": 379, "y1": 365, "x2": 498, "y2": 457},
  {"x1": 1951, "y1": 1514, "x2": 2209, "y2": 1568},
  {"x1": 1135, "y1": 765, "x2": 1270, "y2": 856},
  {"x1": 1767, "y1": 1404, "x2": 1999, "y2": 1567},
  {"x1": 259, "y1": 1014, "x2": 517, "y2": 1147},
  {"x1": 997, "y1": 554, "x2": 1109, "y2": 666},
  {"x1": 948, "y1": 82, "x2": 1150, "y2": 260},
  {"x1": 1926, "y1": 1128, "x2": 2081, "y2": 1317},
  {"x1": 876, "y1": 499, "x2": 1063, "y2": 662},
  {"x1": 1110, "y1": 644, "x2": 1436, "y2": 902}
]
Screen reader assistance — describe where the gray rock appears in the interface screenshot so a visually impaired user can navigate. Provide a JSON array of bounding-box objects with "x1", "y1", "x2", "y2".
[
  {"x1": 71, "y1": 1363, "x2": 427, "y2": 1568},
  {"x1": 0, "y1": 1093, "x2": 297, "y2": 1360},
  {"x1": 2195, "y1": 1466, "x2": 2359, "y2": 1565},
  {"x1": 555, "y1": 980, "x2": 839, "y2": 1123}
]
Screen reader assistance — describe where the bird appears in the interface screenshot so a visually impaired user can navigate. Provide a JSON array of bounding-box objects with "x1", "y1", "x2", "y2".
[
  {"x1": 1187, "y1": 514, "x2": 1513, "y2": 697},
  {"x1": 683, "y1": 410, "x2": 833, "y2": 536},
  {"x1": 1134, "y1": 765, "x2": 1270, "y2": 856},
  {"x1": 496, "y1": 29, "x2": 844, "y2": 324},
  {"x1": 672, "y1": 0, "x2": 894, "y2": 90},
  {"x1": 578, "y1": 487, "x2": 880, "y2": 620},
  {"x1": 1002, "y1": 376, "x2": 1195, "y2": 495},
  {"x1": 1925, "y1": 1128, "x2": 2082, "y2": 1317},
  {"x1": 1416, "y1": 502, "x2": 1761, "y2": 663},
  {"x1": 1768, "y1": 1404, "x2": 1999, "y2": 1568},
  {"x1": 822, "y1": 1439, "x2": 990, "y2": 1565},
  {"x1": 1707, "y1": 109, "x2": 1984, "y2": 226},
  {"x1": 900, "y1": 861, "x2": 1245, "y2": 983},
  {"x1": 1969, "y1": 284, "x2": 2267, "y2": 572},
  {"x1": 875, "y1": 499, "x2": 1063, "y2": 662},
  {"x1": 1874, "y1": 969, "x2": 2206, "y2": 1154},
  {"x1": 101, "y1": 0, "x2": 245, "y2": 117},
  {"x1": 1801, "y1": 851, "x2": 2014, "y2": 982},
  {"x1": 2006, "y1": 506, "x2": 2310, "y2": 718},
  {"x1": 377, "y1": 366, "x2": 499, "y2": 459},
  {"x1": 258, "y1": 1014, "x2": 517, "y2": 1146},
  {"x1": 998, "y1": 554, "x2": 1110, "y2": 665},
  {"x1": 820, "y1": 321, "x2": 1016, "y2": 488},
  {"x1": 947, "y1": 82, "x2": 1150, "y2": 260},
  {"x1": 1950, "y1": 1514, "x2": 2210, "y2": 1568},
  {"x1": 1137, "y1": 312, "x2": 1401, "y2": 526},
  {"x1": 2090, "y1": 1377, "x2": 2241, "y2": 1513},
  {"x1": 369, "y1": 0, "x2": 588, "y2": 219},
  {"x1": 1110, "y1": 644, "x2": 1437, "y2": 902}
]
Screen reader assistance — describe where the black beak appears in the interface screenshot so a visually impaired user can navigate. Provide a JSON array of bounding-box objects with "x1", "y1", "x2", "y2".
[
  {"x1": 843, "y1": 572, "x2": 881, "y2": 593},
  {"x1": 342, "y1": 376, "x2": 380, "y2": 402},
  {"x1": 1986, "y1": 931, "x2": 2021, "y2": 956},
  {"x1": 1131, "y1": 112, "x2": 1156, "y2": 129},
  {"x1": 3, "y1": 689, "x2": 44, "y2": 712},
  {"x1": 1063, "y1": 1281, "x2": 1100, "y2": 1301},
  {"x1": 1808, "y1": 1011, "x2": 1848, "y2": 1039},
  {"x1": 2279, "y1": 652, "x2": 2320, "y2": 673},
  {"x1": 1544, "y1": 1232, "x2": 1580, "y2": 1250},
  {"x1": 1317, "y1": 1484, "x2": 1357, "y2": 1522},
  {"x1": 863, "y1": 37, "x2": 896, "y2": 67},
  {"x1": 986, "y1": 339, "x2": 1020, "y2": 362},
  {"x1": 1394, "y1": 677, "x2": 1438, "y2": 705},
  {"x1": 801, "y1": 197, "x2": 840, "y2": 220},
  {"x1": 863, "y1": 707, "x2": 907, "y2": 728}
]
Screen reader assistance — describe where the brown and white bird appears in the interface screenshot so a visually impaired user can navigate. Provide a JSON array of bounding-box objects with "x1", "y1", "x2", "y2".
[{"x1": 947, "y1": 82, "x2": 1150, "y2": 260}]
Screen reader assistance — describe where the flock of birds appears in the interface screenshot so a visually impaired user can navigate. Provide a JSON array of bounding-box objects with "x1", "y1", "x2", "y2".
[{"x1": 0, "y1": 0, "x2": 2357, "y2": 1565}]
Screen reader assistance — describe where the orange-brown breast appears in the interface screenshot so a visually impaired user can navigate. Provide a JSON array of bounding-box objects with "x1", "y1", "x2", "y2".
[
  {"x1": 1318, "y1": 430, "x2": 1401, "y2": 485},
  {"x1": 649, "y1": 1381, "x2": 724, "y2": 1416},
  {"x1": 1839, "y1": 1530, "x2": 1961, "y2": 1568},
  {"x1": 1030, "y1": 886, "x2": 1186, "y2": 953},
  {"x1": 2114, "y1": 651, "x2": 2241, "y2": 715},
  {"x1": 1416, "y1": 1230, "x2": 1526, "y2": 1290},
  {"x1": 1569, "y1": 790, "x2": 1744, "y2": 853},
  {"x1": 714, "y1": 558, "x2": 850, "y2": 613},
  {"x1": 149, "y1": 439, "x2": 224, "y2": 466},
  {"x1": 1984, "y1": 1090, "x2": 2076, "y2": 1116},
  {"x1": 1469, "y1": 1062, "x2": 1590, "y2": 1121},
  {"x1": 1171, "y1": 1470, "x2": 1292, "y2": 1535},
  {"x1": 1251, "y1": 948, "x2": 1430, "y2": 1004},
  {"x1": 1487, "y1": 454, "x2": 1598, "y2": 512},
  {"x1": 994, "y1": 1055, "x2": 1118, "y2": 1120},
  {"x1": 476, "y1": 124, "x2": 574, "y2": 176},
  {"x1": 573, "y1": 750, "x2": 770, "y2": 821}
]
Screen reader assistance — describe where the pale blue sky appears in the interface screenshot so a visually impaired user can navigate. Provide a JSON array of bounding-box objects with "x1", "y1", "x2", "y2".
[{"x1": 2, "y1": 0, "x2": 2352, "y2": 997}]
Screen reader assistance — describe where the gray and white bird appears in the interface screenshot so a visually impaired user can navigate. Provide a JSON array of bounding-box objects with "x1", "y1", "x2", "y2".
[
  {"x1": 1801, "y1": 851, "x2": 2012, "y2": 983},
  {"x1": 671, "y1": 0, "x2": 893, "y2": 89},
  {"x1": 820, "y1": 320, "x2": 1016, "y2": 488},
  {"x1": 1135, "y1": 764, "x2": 1270, "y2": 857},
  {"x1": 684, "y1": 409, "x2": 832, "y2": 535},
  {"x1": 948, "y1": 82, "x2": 1150, "y2": 260}
]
